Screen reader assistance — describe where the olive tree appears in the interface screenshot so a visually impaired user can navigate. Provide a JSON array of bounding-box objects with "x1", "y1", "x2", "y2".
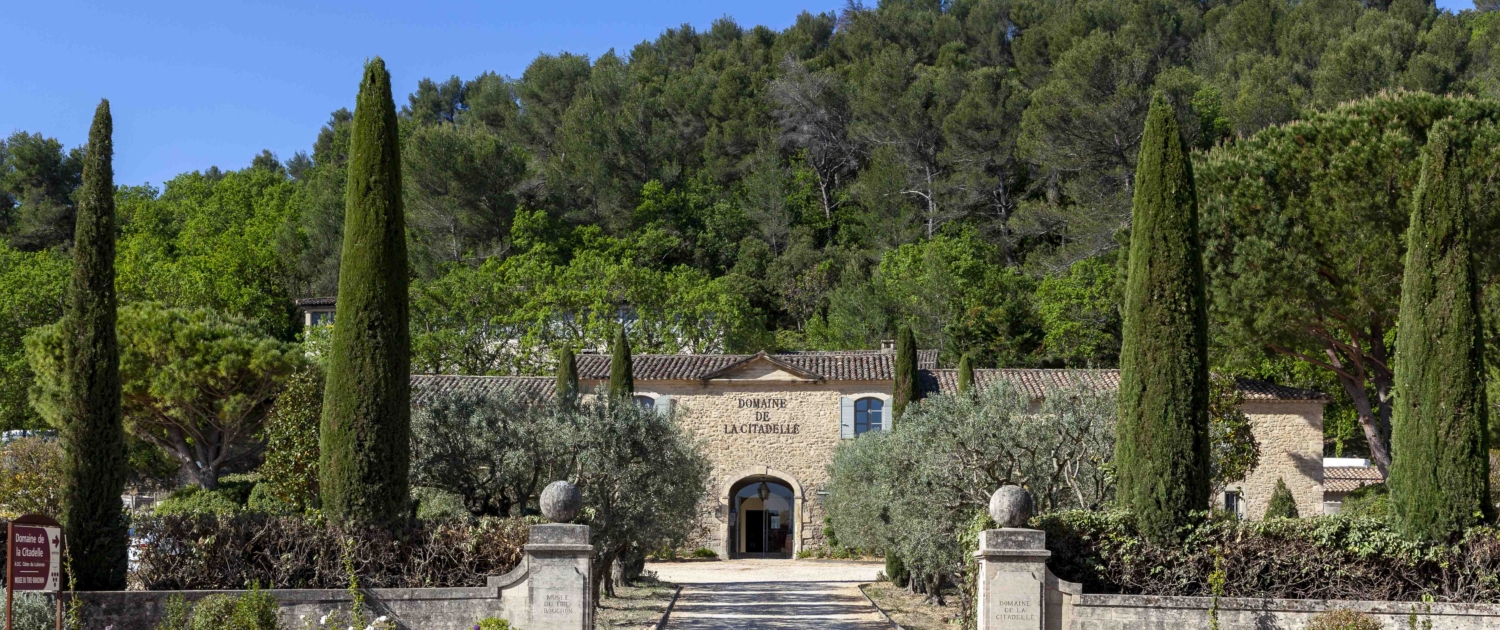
[
  {"x1": 411, "y1": 389, "x2": 575, "y2": 517},
  {"x1": 571, "y1": 393, "x2": 710, "y2": 601}
]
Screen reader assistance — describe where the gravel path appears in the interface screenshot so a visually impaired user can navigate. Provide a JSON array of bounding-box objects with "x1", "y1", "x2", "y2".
[{"x1": 647, "y1": 559, "x2": 890, "y2": 630}]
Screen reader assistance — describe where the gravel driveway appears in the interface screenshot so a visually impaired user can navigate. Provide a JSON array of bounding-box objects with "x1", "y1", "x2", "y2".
[{"x1": 647, "y1": 559, "x2": 890, "y2": 629}]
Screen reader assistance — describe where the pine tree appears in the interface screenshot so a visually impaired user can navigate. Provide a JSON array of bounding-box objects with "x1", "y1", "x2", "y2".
[
  {"x1": 556, "y1": 346, "x2": 579, "y2": 407},
  {"x1": 608, "y1": 328, "x2": 634, "y2": 401},
  {"x1": 59, "y1": 100, "x2": 129, "y2": 590},
  {"x1": 1113, "y1": 94, "x2": 1212, "y2": 542},
  {"x1": 1389, "y1": 120, "x2": 1493, "y2": 541},
  {"x1": 892, "y1": 326, "x2": 919, "y2": 419},
  {"x1": 1265, "y1": 478, "x2": 1299, "y2": 519},
  {"x1": 319, "y1": 58, "x2": 412, "y2": 523},
  {"x1": 956, "y1": 352, "x2": 975, "y2": 395}
]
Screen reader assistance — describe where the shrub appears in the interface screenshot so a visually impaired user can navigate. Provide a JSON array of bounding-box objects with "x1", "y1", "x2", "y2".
[
  {"x1": 414, "y1": 486, "x2": 470, "y2": 521},
  {"x1": 690, "y1": 547, "x2": 717, "y2": 559},
  {"x1": 1037, "y1": 509, "x2": 1500, "y2": 602},
  {"x1": 153, "y1": 479, "x2": 256, "y2": 517},
  {"x1": 0, "y1": 436, "x2": 64, "y2": 518},
  {"x1": 1305, "y1": 609, "x2": 1383, "y2": 630},
  {"x1": 475, "y1": 619, "x2": 513, "y2": 630},
  {"x1": 132, "y1": 514, "x2": 528, "y2": 589},
  {"x1": 180, "y1": 586, "x2": 278, "y2": 630},
  {"x1": 10, "y1": 592, "x2": 55, "y2": 630},
  {"x1": 256, "y1": 367, "x2": 322, "y2": 513},
  {"x1": 1266, "y1": 477, "x2": 1299, "y2": 519},
  {"x1": 1341, "y1": 484, "x2": 1389, "y2": 521},
  {"x1": 187, "y1": 594, "x2": 238, "y2": 630}
]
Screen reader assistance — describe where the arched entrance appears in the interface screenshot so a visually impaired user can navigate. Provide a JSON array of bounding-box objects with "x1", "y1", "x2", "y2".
[{"x1": 722, "y1": 469, "x2": 803, "y2": 559}]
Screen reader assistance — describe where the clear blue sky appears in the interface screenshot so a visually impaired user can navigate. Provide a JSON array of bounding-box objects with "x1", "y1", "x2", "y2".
[{"x1": 0, "y1": 0, "x2": 1475, "y2": 188}]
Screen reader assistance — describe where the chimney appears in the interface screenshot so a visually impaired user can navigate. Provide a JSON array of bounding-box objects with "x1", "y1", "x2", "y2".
[{"x1": 880, "y1": 339, "x2": 896, "y2": 352}]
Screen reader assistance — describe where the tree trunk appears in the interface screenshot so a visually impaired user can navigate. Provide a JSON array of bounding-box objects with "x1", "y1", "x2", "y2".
[
  {"x1": 590, "y1": 547, "x2": 618, "y2": 603},
  {"x1": 1337, "y1": 371, "x2": 1393, "y2": 476}
]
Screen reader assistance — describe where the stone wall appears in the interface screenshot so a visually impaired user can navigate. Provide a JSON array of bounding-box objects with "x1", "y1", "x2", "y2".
[
  {"x1": 585, "y1": 375, "x2": 894, "y2": 557},
  {"x1": 1064, "y1": 593, "x2": 1500, "y2": 629},
  {"x1": 70, "y1": 523, "x2": 592, "y2": 630},
  {"x1": 1220, "y1": 401, "x2": 1325, "y2": 519}
]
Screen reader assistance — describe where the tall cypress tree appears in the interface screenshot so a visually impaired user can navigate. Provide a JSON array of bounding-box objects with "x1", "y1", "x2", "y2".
[
  {"x1": 1389, "y1": 120, "x2": 1493, "y2": 540},
  {"x1": 1113, "y1": 94, "x2": 1211, "y2": 542},
  {"x1": 608, "y1": 328, "x2": 634, "y2": 400},
  {"x1": 61, "y1": 100, "x2": 128, "y2": 590},
  {"x1": 956, "y1": 352, "x2": 975, "y2": 395},
  {"x1": 892, "y1": 326, "x2": 919, "y2": 419},
  {"x1": 319, "y1": 58, "x2": 411, "y2": 523},
  {"x1": 556, "y1": 345, "x2": 579, "y2": 407}
]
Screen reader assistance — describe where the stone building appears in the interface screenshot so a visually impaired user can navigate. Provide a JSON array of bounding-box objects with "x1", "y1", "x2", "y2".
[{"x1": 412, "y1": 349, "x2": 1328, "y2": 558}]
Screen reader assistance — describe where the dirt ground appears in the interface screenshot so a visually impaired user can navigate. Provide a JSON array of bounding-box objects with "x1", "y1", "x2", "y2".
[
  {"x1": 860, "y1": 581, "x2": 965, "y2": 630},
  {"x1": 595, "y1": 576, "x2": 681, "y2": 630}
]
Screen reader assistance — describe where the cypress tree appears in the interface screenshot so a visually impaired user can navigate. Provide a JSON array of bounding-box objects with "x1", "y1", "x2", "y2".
[
  {"x1": 1265, "y1": 478, "x2": 1299, "y2": 519},
  {"x1": 60, "y1": 100, "x2": 129, "y2": 590},
  {"x1": 1388, "y1": 120, "x2": 1493, "y2": 540},
  {"x1": 892, "y1": 326, "x2": 920, "y2": 419},
  {"x1": 556, "y1": 346, "x2": 579, "y2": 407},
  {"x1": 319, "y1": 58, "x2": 411, "y2": 523},
  {"x1": 1113, "y1": 94, "x2": 1212, "y2": 542},
  {"x1": 956, "y1": 352, "x2": 975, "y2": 395},
  {"x1": 608, "y1": 328, "x2": 634, "y2": 400}
]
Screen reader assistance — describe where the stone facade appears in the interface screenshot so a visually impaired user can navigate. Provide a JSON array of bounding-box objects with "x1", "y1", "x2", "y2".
[
  {"x1": 1218, "y1": 401, "x2": 1325, "y2": 520},
  {"x1": 582, "y1": 370, "x2": 893, "y2": 556}
]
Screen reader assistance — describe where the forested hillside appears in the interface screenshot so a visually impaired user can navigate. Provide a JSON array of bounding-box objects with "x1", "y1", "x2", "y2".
[{"x1": 3, "y1": 0, "x2": 1498, "y2": 445}]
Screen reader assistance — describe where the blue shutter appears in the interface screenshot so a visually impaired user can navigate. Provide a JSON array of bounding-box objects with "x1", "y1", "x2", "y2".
[
  {"x1": 840, "y1": 396, "x2": 855, "y2": 439},
  {"x1": 656, "y1": 394, "x2": 672, "y2": 417}
]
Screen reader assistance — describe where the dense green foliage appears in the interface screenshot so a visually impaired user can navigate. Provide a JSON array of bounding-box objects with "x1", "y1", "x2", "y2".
[
  {"x1": 254, "y1": 367, "x2": 323, "y2": 513},
  {"x1": 1389, "y1": 120, "x2": 1494, "y2": 540},
  {"x1": 0, "y1": 247, "x2": 67, "y2": 431},
  {"x1": 319, "y1": 58, "x2": 412, "y2": 523},
  {"x1": 892, "y1": 325, "x2": 919, "y2": 418},
  {"x1": 58, "y1": 100, "x2": 129, "y2": 590},
  {"x1": 608, "y1": 328, "x2": 634, "y2": 401},
  {"x1": 1266, "y1": 477, "x2": 1300, "y2": 519},
  {"x1": 555, "y1": 345, "x2": 578, "y2": 406},
  {"x1": 29, "y1": 303, "x2": 304, "y2": 489},
  {"x1": 956, "y1": 351, "x2": 974, "y2": 394},
  {"x1": 1114, "y1": 96, "x2": 1211, "y2": 543},
  {"x1": 0, "y1": 436, "x2": 64, "y2": 519}
]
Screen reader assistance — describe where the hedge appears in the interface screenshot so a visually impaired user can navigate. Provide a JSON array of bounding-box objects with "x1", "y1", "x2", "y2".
[
  {"x1": 132, "y1": 515, "x2": 528, "y2": 590},
  {"x1": 1037, "y1": 510, "x2": 1500, "y2": 602}
]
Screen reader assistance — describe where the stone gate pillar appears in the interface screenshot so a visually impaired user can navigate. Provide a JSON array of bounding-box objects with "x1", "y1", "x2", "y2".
[
  {"x1": 976, "y1": 486, "x2": 1051, "y2": 630},
  {"x1": 521, "y1": 523, "x2": 594, "y2": 629}
]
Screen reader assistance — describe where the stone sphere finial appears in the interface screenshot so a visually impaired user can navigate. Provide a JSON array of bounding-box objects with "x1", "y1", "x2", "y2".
[
  {"x1": 540, "y1": 480, "x2": 583, "y2": 523},
  {"x1": 988, "y1": 485, "x2": 1034, "y2": 528}
]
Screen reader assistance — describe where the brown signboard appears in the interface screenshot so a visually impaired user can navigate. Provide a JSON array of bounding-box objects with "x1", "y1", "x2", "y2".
[{"x1": 7, "y1": 524, "x2": 59, "y2": 592}]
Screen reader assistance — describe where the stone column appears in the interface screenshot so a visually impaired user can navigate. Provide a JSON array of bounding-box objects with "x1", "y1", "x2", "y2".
[
  {"x1": 976, "y1": 486, "x2": 1050, "y2": 630},
  {"x1": 523, "y1": 523, "x2": 594, "y2": 629},
  {"x1": 521, "y1": 480, "x2": 593, "y2": 629}
]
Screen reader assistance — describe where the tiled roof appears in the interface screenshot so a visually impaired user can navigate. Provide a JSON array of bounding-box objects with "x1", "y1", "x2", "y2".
[
  {"x1": 411, "y1": 375, "x2": 555, "y2": 406},
  {"x1": 575, "y1": 350, "x2": 940, "y2": 382},
  {"x1": 923, "y1": 369, "x2": 1328, "y2": 402},
  {"x1": 294, "y1": 297, "x2": 337, "y2": 307},
  {"x1": 1324, "y1": 465, "x2": 1384, "y2": 494}
]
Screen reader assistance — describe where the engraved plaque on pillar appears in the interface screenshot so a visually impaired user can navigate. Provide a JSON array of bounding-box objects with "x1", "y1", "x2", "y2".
[
  {"x1": 985, "y1": 564, "x2": 1044, "y2": 630},
  {"x1": 528, "y1": 556, "x2": 586, "y2": 628}
]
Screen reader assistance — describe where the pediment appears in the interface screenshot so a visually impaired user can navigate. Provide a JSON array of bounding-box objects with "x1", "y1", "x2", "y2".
[{"x1": 700, "y1": 352, "x2": 824, "y2": 383}]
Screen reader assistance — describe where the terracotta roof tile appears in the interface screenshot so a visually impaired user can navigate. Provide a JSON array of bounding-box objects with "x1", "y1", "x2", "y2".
[
  {"x1": 922, "y1": 369, "x2": 1328, "y2": 402},
  {"x1": 1324, "y1": 465, "x2": 1384, "y2": 494},
  {"x1": 575, "y1": 350, "x2": 939, "y2": 382},
  {"x1": 411, "y1": 375, "x2": 555, "y2": 406},
  {"x1": 294, "y1": 297, "x2": 337, "y2": 307}
]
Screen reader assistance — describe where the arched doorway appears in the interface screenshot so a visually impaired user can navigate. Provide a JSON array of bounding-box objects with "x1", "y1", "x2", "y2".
[{"x1": 724, "y1": 471, "x2": 801, "y2": 559}]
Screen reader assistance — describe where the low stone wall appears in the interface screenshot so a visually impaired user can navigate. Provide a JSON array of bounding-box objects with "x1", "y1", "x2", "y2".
[
  {"x1": 1065, "y1": 593, "x2": 1500, "y2": 630},
  {"x1": 68, "y1": 522, "x2": 593, "y2": 630},
  {"x1": 73, "y1": 586, "x2": 514, "y2": 630}
]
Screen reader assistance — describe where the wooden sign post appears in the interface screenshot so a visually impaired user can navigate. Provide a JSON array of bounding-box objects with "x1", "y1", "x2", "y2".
[{"x1": 5, "y1": 514, "x2": 63, "y2": 630}]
